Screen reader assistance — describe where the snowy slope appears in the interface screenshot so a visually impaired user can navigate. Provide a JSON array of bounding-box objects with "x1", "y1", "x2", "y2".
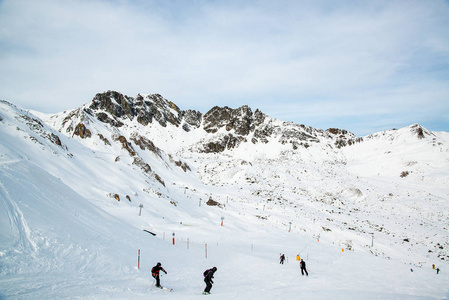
[{"x1": 1, "y1": 98, "x2": 449, "y2": 299}]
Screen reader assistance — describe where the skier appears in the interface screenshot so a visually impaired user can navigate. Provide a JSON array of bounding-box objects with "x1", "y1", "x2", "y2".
[
  {"x1": 300, "y1": 259, "x2": 308, "y2": 276},
  {"x1": 437, "y1": 268, "x2": 440, "y2": 274},
  {"x1": 280, "y1": 254, "x2": 285, "y2": 264},
  {"x1": 151, "y1": 262, "x2": 167, "y2": 288},
  {"x1": 203, "y1": 266, "x2": 217, "y2": 295}
]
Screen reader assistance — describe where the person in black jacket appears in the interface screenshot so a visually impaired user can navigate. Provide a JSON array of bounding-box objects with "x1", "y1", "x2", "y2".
[
  {"x1": 300, "y1": 259, "x2": 308, "y2": 276},
  {"x1": 151, "y1": 262, "x2": 167, "y2": 288},
  {"x1": 280, "y1": 254, "x2": 285, "y2": 264},
  {"x1": 203, "y1": 267, "x2": 217, "y2": 294}
]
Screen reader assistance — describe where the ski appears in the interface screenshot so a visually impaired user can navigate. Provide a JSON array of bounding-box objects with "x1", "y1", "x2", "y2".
[{"x1": 160, "y1": 287, "x2": 173, "y2": 292}]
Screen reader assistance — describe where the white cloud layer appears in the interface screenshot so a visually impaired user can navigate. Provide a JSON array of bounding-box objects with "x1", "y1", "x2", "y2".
[{"x1": 1, "y1": 0, "x2": 448, "y2": 135}]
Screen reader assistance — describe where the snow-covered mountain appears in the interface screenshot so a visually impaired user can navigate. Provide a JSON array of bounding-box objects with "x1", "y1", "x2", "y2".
[{"x1": 1, "y1": 92, "x2": 448, "y2": 299}]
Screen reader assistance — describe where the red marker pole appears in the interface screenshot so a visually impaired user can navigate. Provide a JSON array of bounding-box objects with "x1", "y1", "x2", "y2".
[
  {"x1": 172, "y1": 232, "x2": 175, "y2": 245},
  {"x1": 138, "y1": 249, "x2": 141, "y2": 269}
]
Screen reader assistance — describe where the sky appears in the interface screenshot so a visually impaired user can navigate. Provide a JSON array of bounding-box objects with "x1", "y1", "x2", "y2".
[{"x1": 0, "y1": 0, "x2": 448, "y2": 136}]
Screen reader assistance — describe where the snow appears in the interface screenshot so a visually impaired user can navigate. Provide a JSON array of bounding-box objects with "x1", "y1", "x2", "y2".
[{"x1": 1, "y1": 100, "x2": 449, "y2": 299}]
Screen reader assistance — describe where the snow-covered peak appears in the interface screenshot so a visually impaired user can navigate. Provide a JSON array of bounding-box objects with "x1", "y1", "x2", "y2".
[{"x1": 44, "y1": 91, "x2": 362, "y2": 157}]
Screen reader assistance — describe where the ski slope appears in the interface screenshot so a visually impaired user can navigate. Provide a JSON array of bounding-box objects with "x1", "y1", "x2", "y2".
[
  {"x1": 1, "y1": 100, "x2": 448, "y2": 299},
  {"x1": 1, "y1": 158, "x2": 447, "y2": 299}
]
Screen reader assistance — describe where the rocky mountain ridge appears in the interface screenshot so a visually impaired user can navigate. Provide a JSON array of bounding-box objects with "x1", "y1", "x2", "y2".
[
  {"x1": 49, "y1": 90, "x2": 360, "y2": 153},
  {"x1": 1, "y1": 92, "x2": 448, "y2": 265}
]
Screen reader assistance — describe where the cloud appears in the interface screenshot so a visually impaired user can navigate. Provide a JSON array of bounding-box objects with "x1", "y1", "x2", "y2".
[{"x1": 0, "y1": 0, "x2": 448, "y2": 135}]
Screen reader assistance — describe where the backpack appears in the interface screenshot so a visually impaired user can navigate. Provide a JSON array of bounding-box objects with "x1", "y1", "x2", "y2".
[{"x1": 203, "y1": 269, "x2": 210, "y2": 277}]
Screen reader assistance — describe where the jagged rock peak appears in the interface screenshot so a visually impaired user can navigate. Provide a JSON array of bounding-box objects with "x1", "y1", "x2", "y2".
[
  {"x1": 88, "y1": 90, "x2": 187, "y2": 128},
  {"x1": 89, "y1": 91, "x2": 134, "y2": 120},
  {"x1": 71, "y1": 91, "x2": 362, "y2": 152},
  {"x1": 409, "y1": 123, "x2": 433, "y2": 139},
  {"x1": 203, "y1": 105, "x2": 266, "y2": 135},
  {"x1": 325, "y1": 128, "x2": 359, "y2": 148}
]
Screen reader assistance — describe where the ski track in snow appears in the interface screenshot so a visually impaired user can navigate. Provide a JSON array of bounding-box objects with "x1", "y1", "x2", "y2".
[{"x1": 0, "y1": 168, "x2": 37, "y2": 253}]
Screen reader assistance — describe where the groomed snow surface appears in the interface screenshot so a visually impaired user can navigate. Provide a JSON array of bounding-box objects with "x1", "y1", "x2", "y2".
[{"x1": 1, "y1": 159, "x2": 447, "y2": 299}]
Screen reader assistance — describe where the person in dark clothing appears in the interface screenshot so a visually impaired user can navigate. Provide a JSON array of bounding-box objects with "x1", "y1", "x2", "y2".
[
  {"x1": 280, "y1": 254, "x2": 285, "y2": 264},
  {"x1": 151, "y1": 262, "x2": 167, "y2": 288},
  {"x1": 203, "y1": 267, "x2": 217, "y2": 295},
  {"x1": 300, "y1": 259, "x2": 308, "y2": 276}
]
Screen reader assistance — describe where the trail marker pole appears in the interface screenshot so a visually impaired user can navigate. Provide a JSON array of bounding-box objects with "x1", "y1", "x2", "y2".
[
  {"x1": 221, "y1": 216, "x2": 224, "y2": 226},
  {"x1": 371, "y1": 233, "x2": 374, "y2": 247},
  {"x1": 172, "y1": 232, "x2": 175, "y2": 245},
  {"x1": 289, "y1": 222, "x2": 292, "y2": 232},
  {"x1": 205, "y1": 243, "x2": 208, "y2": 259},
  {"x1": 138, "y1": 249, "x2": 141, "y2": 269},
  {"x1": 139, "y1": 204, "x2": 144, "y2": 216}
]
